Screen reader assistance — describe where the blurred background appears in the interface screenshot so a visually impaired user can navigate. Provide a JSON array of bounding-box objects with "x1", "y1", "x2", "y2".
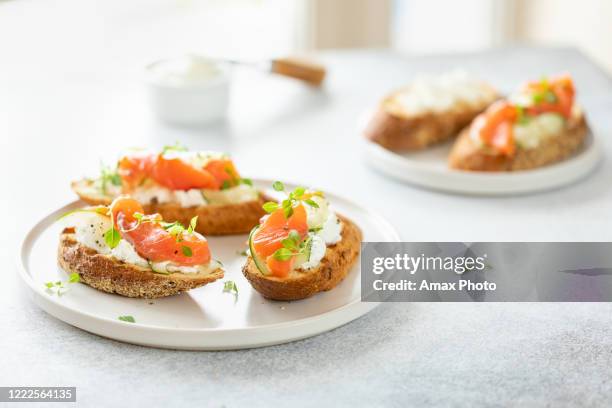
[{"x1": 0, "y1": 0, "x2": 610, "y2": 77}]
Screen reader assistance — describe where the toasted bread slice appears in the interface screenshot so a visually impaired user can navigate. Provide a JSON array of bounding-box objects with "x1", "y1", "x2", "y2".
[
  {"x1": 71, "y1": 179, "x2": 268, "y2": 235},
  {"x1": 365, "y1": 80, "x2": 498, "y2": 152},
  {"x1": 448, "y1": 110, "x2": 589, "y2": 171},
  {"x1": 58, "y1": 229, "x2": 223, "y2": 298},
  {"x1": 242, "y1": 215, "x2": 362, "y2": 301}
]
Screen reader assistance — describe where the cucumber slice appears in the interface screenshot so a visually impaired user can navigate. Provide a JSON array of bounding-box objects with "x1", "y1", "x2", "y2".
[
  {"x1": 294, "y1": 234, "x2": 313, "y2": 266},
  {"x1": 303, "y1": 236, "x2": 313, "y2": 262},
  {"x1": 147, "y1": 260, "x2": 170, "y2": 275},
  {"x1": 248, "y1": 226, "x2": 271, "y2": 275}
]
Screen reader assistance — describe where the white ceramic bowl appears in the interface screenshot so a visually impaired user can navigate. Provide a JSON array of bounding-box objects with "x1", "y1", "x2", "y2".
[{"x1": 145, "y1": 56, "x2": 230, "y2": 126}]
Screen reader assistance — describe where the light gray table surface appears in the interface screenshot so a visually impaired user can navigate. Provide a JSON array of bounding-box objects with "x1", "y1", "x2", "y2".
[{"x1": 3, "y1": 47, "x2": 612, "y2": 407}]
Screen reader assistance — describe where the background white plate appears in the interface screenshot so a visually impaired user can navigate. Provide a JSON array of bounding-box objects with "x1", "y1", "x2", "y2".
[
  {"x1": 17, "y1": 180, "x2": 399, "y2": 350},
  {"x1": 364, "y1": 132, "x2": 603, "y2": 195}
]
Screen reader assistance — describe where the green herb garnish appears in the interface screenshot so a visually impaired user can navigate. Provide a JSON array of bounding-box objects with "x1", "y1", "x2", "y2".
[
  {"x1": 515, "y1": 105, "x2": 529, "y2": 125},
  {"x1": 262, "y1": 202, "x2": 279, "y2": 213},
  {"x1": 161, "y1": 141, "x2": 188, "y2": 155},
  {"x1": 304, "y1": 199, "x2": 319, "y2": 208},
  {"x1": 102, "y1": 227, "x2": 120, "y2": 249},
  {"x1": 265, "y1": 181, "x2": 324, "y2": 218},
  {"x1": 118, "y1": 315, "x2": 135, "y2": 323},
  {"x1": 272, "y1": 247, "x2": 294, "y2": 261},
  {"x1": 223, "y1": 280, "x2": 238, "y2": 301},
  {"x1": 544, "y1": 90, "x2": 557, "y2": 103},
  {"x1": 272, "y1": 181, "x2": 285, "y2": 191},
  {"x1": 187, "y1": 216, "x2": 198, "y2": 234},
  {"x1": 45, "y1": 273, "x2": 80, "y2": 296},
  {"x1": 99, "y1": 162, "x2": 121, "y2": 195},
  {"x1": 181, "y1": 245, "x2": 193, "y2": 257},
  {"x1": 530, "y1": 77, "x2": 558, "y2": 106},
  {"x1": 158, "y1": 216, "x2": 197, "y2": 242},
  {"x1": 271, "y1": 229, "x2": 312, "y2": 262},
  {"x1": 104, "y1": 227, "x2": 121, "y2": 249},
  {"x1": 282, "y1": 199, "x2": 294, "y2": 218}
]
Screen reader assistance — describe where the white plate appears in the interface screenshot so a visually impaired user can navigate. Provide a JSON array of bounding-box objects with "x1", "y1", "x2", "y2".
[
  {"x1": 17, "y1": 180, "x2": 399, "y2": 350},
  {"x1": 364, "y1": 132, "x2": 602, "y2": 195}
]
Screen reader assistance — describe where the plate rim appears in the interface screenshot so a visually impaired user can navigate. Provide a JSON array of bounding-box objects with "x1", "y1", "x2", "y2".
[
  {"x1": 363, "y1": 131, "x2": 603, "y2": 195},
  {"x1": 16, "y1": 179, "x2": 399, "y2": 349}
]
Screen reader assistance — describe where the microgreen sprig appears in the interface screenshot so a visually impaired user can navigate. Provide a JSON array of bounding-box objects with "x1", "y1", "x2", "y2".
[
  {"x1": 158, "y1": 215, "x2": 198, "y2": 242},
  {"x1": 104, "y1": 227, "x2": 121, "y2": 249},
  {"x1": 103, "y1": 207, "x2": 122, "y2": 250},
  {"x1": 99, "y1": 162, "x2": 122, "y2": 195},
  {"x1": 530, "y1": 77, "x2": 558, "y2": 106},
  {"x1": 272, "y1": 230, "x2": 312, "y2": 262},
  {"x1": 121, "y1": 212, "x2": 198, "y2": 257},
  {"x1": 219, "y1": 162, "x2": 252, "y2": 190},
  {"x1": 515, "y1": 105, "x2": 529, "y2": 125},
  {"x1": 240, "y1": 178, "x2": 253, "y2": 187},
  {"x1": 45, "y1": 273, "x2": 80, "y2": 296},
  {"x1": 161, "y1": 141, "x2": 188, "y2": 155},
  {"x1": 263, "y1": 181, "x2": 323, "y2": 218},
  {"x1": 223, "y1": 280, "x2": 239, "y2": 302},
  {"x1": 181, "y1": 246, "x2": 193, "y2": 257}
]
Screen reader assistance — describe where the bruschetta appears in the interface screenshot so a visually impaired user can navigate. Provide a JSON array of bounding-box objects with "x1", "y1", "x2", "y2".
[
  {"x1": 71, "y1": 145, "x2": 267, "y2": 235},
  {"x1": 448, "y1": 74, "x2": 589, "y2": 171},
  {"x1": 242, "y1": 182, "x2": 362, "y2": 301},
  {"x1": 364, "y1": 71, "x2": 499, "y2": 152},
  {"x1": 58, "y1": 196, "x2": 223, "y2": 298}
]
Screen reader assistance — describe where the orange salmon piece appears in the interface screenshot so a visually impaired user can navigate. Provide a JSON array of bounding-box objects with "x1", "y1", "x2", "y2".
[
  {"x1": 204, "y1": 159, "x2": 241, "y2": 188},
  {"x1": 110, "y1": 196, "x2": 211, "y2": 266},
  {"x1": 252, "y1": 205, "x2": 308, "y2": 259},
  {"x1": 151, "y1": 155, "x2": 217, "y2": 190},
  {"x1": 266, "y1": 255, "x2": 295, "y2": 278}
]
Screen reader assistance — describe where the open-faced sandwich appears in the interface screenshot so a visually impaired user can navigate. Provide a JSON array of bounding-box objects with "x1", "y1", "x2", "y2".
[
  {"x1": 242, "y1": 182, "x2": 362, "y2": 301},
  {"x1": 58, "y1": 196, "x2": 223, "y2": 298},
  {"x1": 365, "y1": 71, "x2": 499, "y2": 152},
  {"x1": 448, "y1": 74, "x2": 589, "y2": 171},
  {"x1": 71, "y1": 145, "x2": 267, "y2": 235}
]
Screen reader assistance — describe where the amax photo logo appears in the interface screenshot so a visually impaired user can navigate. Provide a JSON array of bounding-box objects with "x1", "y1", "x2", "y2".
[{"x1": 361, "y1": 242, "x2": 612, "y2": 302}]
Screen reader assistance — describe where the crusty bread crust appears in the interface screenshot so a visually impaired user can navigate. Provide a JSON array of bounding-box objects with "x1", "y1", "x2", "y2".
[
  {"x1": 242, "y1": 215, "x2": 362, "y2": 301},
  {"x1": 58, "y1": 229, "x2": 223, "y2": 298},
  {"x1": 71, "y1": 179, "x2": 268, "y2": 235},
  {"x1": 364, "y1": 87, "x2": 498, "y2": 152},
  {"x1": 448, "y1": 111, "x2": 589, "y2": 171}
]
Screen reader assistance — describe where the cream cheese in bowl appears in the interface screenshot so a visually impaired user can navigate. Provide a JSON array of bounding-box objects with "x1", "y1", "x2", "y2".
[{"x1": 146, "y1": 55, "x2": 230, "y2": 125}]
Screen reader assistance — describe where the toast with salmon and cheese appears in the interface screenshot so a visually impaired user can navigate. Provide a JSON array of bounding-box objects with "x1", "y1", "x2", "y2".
[
  {"x1": 449, "y1": 74, "x2": 589, "y2": 171},
  {"x1": 242, "y1": 182, "x2": 361, "y2": 301},
  {"x1": 71, "y1": 145, "x2": 267, "y2": 235},
  {"x1": 365, "y1": 71, "x2": 499, "y2": 152},
  {"x1": 58, "y1": 196, "x2": 223, "y2": 298}
]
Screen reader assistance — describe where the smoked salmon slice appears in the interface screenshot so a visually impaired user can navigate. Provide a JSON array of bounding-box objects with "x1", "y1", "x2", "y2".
[
  {"x1": 251, "y1": 204, "x2": 308, "y2": 277},
  {"x1": 151, "y1": 155, "x2": 217, "y2": 190},
  {"x1": 110, "y1": 196, "x2": 211, "y2": 266},
  {"x1": 204, "y1": 159, "x2": 240, "y2": 189},
  {"x1": 524, "y1": 75, "x2": 575, "y2": 119},
  {"x1": 471, "y1": 75, "x2": 577, "y2": 157},
  {"x1": 117, "y1": 153, "x2": 242, "y2": 191},
  {"x1": 252, "y1": 205, "x2": 308, "y2": 258},
  {"x1": 265, "y1": 256, "x2": 296, "y2": 278},
  {"x1": 471, "y1": 101, "x2": 517, "y2": 156}
]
